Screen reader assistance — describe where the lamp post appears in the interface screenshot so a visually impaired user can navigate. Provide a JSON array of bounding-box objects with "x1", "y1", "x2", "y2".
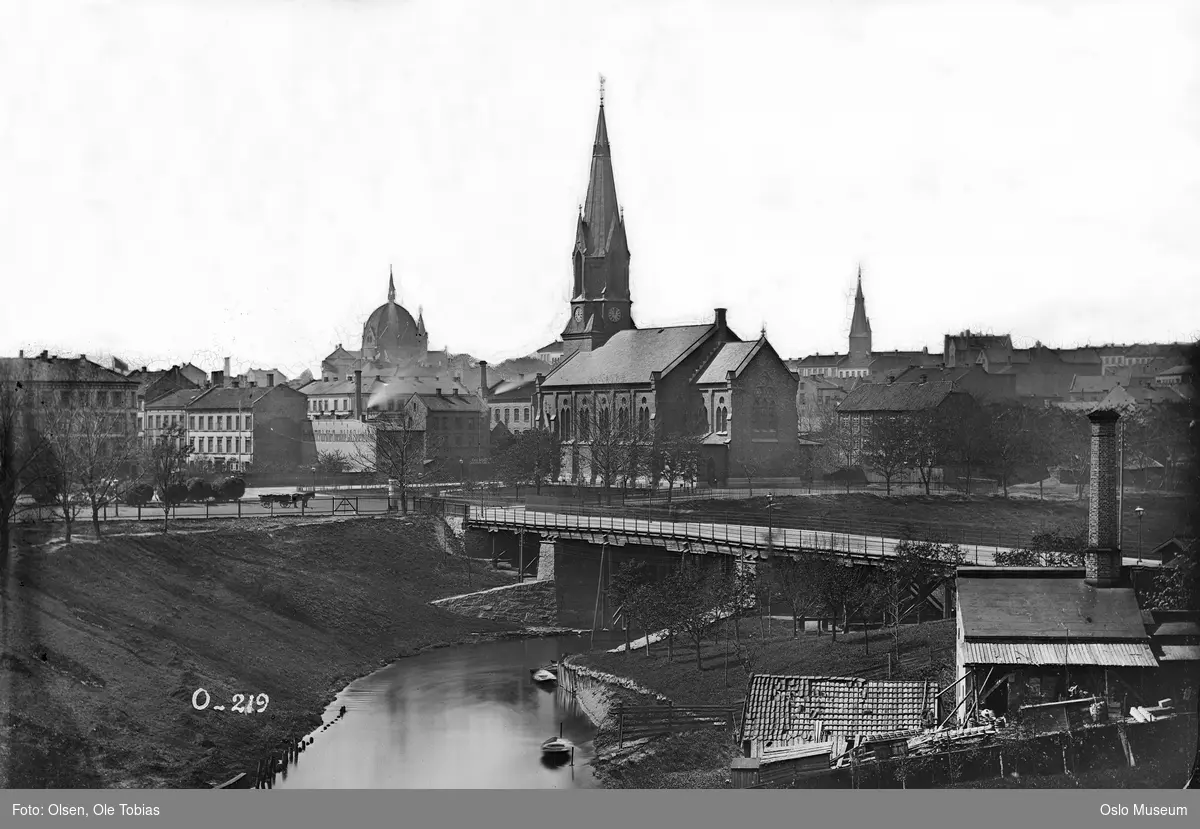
[{"x1": 1135, "y1": 506, "x2": 1144, "y2": 564}]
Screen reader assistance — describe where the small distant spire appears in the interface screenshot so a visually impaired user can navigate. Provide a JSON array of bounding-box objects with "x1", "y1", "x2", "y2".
[
  {"x1": 388, "y1": 266, "x2": 396, "y2": 303},
  {"x1": 599, "y1": 74, "x2": 606, "y2": 107}
]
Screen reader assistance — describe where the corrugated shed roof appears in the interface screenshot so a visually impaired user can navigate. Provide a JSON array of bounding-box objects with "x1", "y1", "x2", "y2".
[
  {"x1": 836, "y1": 380, "x2": 958, "y2": 412},
  {"x1": 695, "y1": 341, "x2": 759, "y2": 384},
  {"x1": 957, "y1": 574, "x2": 1148, "y2": 642},
  {"x1": 1157, "y1": 645, "x2": 1200, "y2": 661},
  {"x1": 541, "y1": 324, "x2": 718, "y2": 387},
  {"x1": 741, "y1": 675, "x2": 936, "y2": 746},
  {"x1": 961, "y1": 641, "x2": 1158, "y2": 667}
]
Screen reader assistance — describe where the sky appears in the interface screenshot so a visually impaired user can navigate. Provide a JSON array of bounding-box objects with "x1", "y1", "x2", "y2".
[{"x1": 2, "y1": 0, "x2": 1198, "y2": 380}]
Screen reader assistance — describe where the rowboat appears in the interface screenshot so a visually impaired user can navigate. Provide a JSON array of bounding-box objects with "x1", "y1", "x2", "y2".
[
  {"x1": 541, "y1": 723, "x2": 572, "y2": 757},
  {"x1": 531, "y1": 668, "x2": 557, "y2": 684}
]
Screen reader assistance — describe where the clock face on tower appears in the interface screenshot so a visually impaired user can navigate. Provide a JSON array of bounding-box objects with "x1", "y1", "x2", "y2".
[
  {"x1": 574, "y1": 307, "x2": 584, "y2": 322},
  {"x1": 607, "y1": 307, "x2": 621, "y2": 322}
]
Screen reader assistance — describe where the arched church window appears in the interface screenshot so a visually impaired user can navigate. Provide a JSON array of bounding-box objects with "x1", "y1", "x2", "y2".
[
  {"x1": 617, "y1": 405, "x2": 629, "y2": 431},
  {"x1": 599, "y1": 406, "x2": 610, "y2": 433},
  {"x1": 579, "y1": 407, "x2": 590, "y2": 440},
  {"x1": 701, "y1": 405, "x2": 709, "y2": 432}
]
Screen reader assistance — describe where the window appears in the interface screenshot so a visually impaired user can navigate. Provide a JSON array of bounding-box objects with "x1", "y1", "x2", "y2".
[
  {"x1": 189, "y1": 416, "x2": 196, "y2": 430},
  {"x1": 246, "y1": 415, "x2": 252, "y2": 430},
  {"x1": 599, "y1": 406, "x2": 610, "y2": 432},
  {"x1": 494, "y1": 409, "x2": 501, "y2": 423},
  {"x1": 245, "y1": 437, "x2": 252, "y2": 454},
  {"x1": 617, "y1": 405, "x2": 629, "y2": 431},
  {"x1": 504, "y1": 408, "x2": 510, "y2": 423},
  {"x1": 207, "y1": 416, "x2": 214, "y2": 430},
  {"x1": 60, "y1": 390, "x2": 72, "y2": 406},
  {"x1": 455, "y1": 435, "x2": 462, "y2": 446},
  {"x1": 207, "y1": 437, "x2": 214, "y2": 452},
  {"x1": 235, "y1": 437, "x2": 241, "y2": 453},
  {"x1": 524, "y1": 407, "x2": 529, "y2": 422},
  {"x1": 579, "y1": 407, "x2": 590, "y2": 440},
  {"x1": 217, "y1": 437, "x2": 224, "y2": 453},
  {"x1": 194, "y1": 438, "x2": 200, "y2": 452}
]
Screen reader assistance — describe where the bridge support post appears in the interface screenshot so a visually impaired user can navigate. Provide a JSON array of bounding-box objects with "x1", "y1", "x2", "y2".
[{"x1": 537, "y1": 538, "x2": 560, "y2": 582}]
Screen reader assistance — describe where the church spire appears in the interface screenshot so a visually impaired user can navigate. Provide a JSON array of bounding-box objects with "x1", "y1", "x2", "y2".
[
  {"x1": 388, "y1": 266, "x2": 396, "y2": 303},
  {"x1": 848, "y1": 264, "x2": 872, "y2": 362}
]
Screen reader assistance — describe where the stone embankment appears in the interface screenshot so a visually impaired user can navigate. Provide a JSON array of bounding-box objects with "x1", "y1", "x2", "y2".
[{"x1": 431, "y1": 580, "x2": 557, "y2": 626}]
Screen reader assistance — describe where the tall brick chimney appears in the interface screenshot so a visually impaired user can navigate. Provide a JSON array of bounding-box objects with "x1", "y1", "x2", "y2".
[
  {"x1": 212, "y1": 370, "x2": 223, "y2": 387},
  {"x1": 354, "y1": 370, "x2": 363, "y2": 420},
  {"x1": 479, "y1": 360, "x2": 489, "y2": 401},
  {"x1": 267, "y1": 373, "x2": 275, "y2": 388},
  {"x1": 224, "y1": 357, "x2": 231, "y2": 388},
  {"x1": 1085, "y1": 408, "x2": 1122, "y2": 587},
  {"x1": 715, "y1": 308, "x2": 727, "y2": 330}
]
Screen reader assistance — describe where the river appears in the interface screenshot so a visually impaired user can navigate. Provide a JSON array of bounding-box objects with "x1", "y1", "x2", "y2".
[{"x1": 276, "y1": 634, "x2": 615, "y2": 789}]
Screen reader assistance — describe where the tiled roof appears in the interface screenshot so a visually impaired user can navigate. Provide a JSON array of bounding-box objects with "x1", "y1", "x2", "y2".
[
  {"x1": 414, "y1": 392, "x2": 484, "y2": 412},
  {"x1": 960, "y1": 641, "x2": 1158, "y2": 667},
  {"x1": 956, "y1": 569, "x2": 1148, "y2": 642},
  {"x1": 187, "y1": 387, "x2": 279, "y2": 411},
  {"x1": 836, "y1": 380, "x2": 958, "y2": 412},
  {"x1": 1057, "y1": 348, "x2": 1102, "y2": 364},
  {"x1": 792, "y1": 354, "x2": 845, "y2": 366},
  {"x1": 488, "y1": 376, "x2": 537, "y2": 400},
  {"x1": 145, "y1": 389, "x2": 209, "y2": 410},
  {"x1": 1155, "y1": 364, "x2": 1193, "y2": 377},
  {"x1": 741, "y1": 675, "x2": 937, "y2": 746},
  {"x1": 541, "y1": 324, "x2": 720, "y2": 387},
  {"x1": 695, "y1": 341, "x2": 759, "y2": 384},
  {"x1": 1069, "y1": 375, "x2": 1121, "y2": 394},
  {"x1": 0, "y1": 356, "x2": 136, "y2": 385}
]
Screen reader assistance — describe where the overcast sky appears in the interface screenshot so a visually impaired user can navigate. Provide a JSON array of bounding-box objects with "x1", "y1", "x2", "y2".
[{"x1": 2, "y1": 0, "x2": 1198, "y2": 379}]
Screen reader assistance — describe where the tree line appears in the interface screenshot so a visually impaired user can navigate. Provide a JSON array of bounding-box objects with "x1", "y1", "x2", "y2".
[
  {"x1": 609, "y1": 539, "x2": 967, "y2": 670},
  {"x1": 806, "y1": 397, "x2": 1192, "y2": 497}
]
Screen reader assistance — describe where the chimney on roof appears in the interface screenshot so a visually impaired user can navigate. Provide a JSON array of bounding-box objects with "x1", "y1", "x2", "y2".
[
  {"x1": 224, "y1": 357, "x2": 231, "y2": 388},
  {"x1": 212, "y1": 370, "x2": 223, "y2": 387},
  {"x1": 40, "y1": 350, "x2": 49, "y2": 359},
  {"x1": 1084, "y1": 408, "x2": 1122, "y2": 587},
  {"x1": 715, "y1": 308, "x2": 727, "y2": 330},
  {"x1": 480, "y1": 360, "x2": 489, "y2": 402},
  {"x1": 354, "y1": 370, "x2": 363, "y2": 420},
  {"x1": 80, "y1": 354, "x2": 86, "y2": 361},
  {"x1": 267, "y1": 372, "x2": 275, "y2": 388},
  {"x1": 923, "y1": 346, "x2": 928, "y2": 354},
  {"x1": 141, "y1": 365, "x2": 147, "y2": 373},
  {"x1": 18, "y1": 350, "x2": 23, "y2": 358}
]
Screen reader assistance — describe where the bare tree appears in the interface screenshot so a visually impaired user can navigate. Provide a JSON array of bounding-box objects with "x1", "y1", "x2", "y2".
[
  {"x1": 773, "y1": 551, "x2": 833, "y2": 638},
  {"x1": 909, "y1": 409, "x2": 957, "y2": 495},
  {"x1": 315, "y1": 450, "x2": 351, "y2": 473},
  {"x1": 40, "y1": 406, "x2": 139, "y2": 539},
  {"x1": 861, "y1": 413, "x2": 913, "y2": 495},
  {"x1": 658, "y1": 559, "x2": 724, "y2": 670},
  {"x1": 493, "y1": 427, "x2": 561, "y2": 494},
  {"x1": 983, "y1": 402, "x2": 1040, "y2": 497},
  {"x1": 352, "y1": 414, "x2": 440, "y2": 514},
  {"x1": 656, "y1": 429, "x2": 702, "y2": 505},
  {"x1": 946, "y1": 403, "x2": 994, "y2": 496},
  {"x1": 142, "y1": 423, "x2": 194, "y2": 533}
]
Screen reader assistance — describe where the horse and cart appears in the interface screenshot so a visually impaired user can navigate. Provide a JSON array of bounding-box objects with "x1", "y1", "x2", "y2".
[{"x1": 258, "y1": 492, "x2": 316, "y2": 509}]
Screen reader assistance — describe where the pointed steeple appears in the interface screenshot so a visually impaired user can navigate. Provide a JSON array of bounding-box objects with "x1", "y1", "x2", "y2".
[
  {"x1": 848, "y1": 265, "x2": 872, "y2": 363},
  {"x1": 581, "y1": 82, "x2": 620, "y2": 256},
  {"x1": 388, "y1": 266, "x2": 396, "y2": 303}
]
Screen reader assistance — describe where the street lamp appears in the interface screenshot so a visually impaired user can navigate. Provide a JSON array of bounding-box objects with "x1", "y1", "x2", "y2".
[
  {"x1": 311, "y1": 465, "x2": 317, "y2": 493},
  {"x1": 1134, "y1": 506, "x2": 1144, "y2": 564}
]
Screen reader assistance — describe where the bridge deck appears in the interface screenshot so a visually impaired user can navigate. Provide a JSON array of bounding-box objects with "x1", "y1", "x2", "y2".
[{"x1": 466, "y1": 506, "x2": 1150, "y2": 569}]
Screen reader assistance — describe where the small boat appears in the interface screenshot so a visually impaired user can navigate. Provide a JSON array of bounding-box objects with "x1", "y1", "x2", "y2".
[
  {"x1": 528, "y1": 661, "x2": 559, "y2": 676},
  {"x1": 541, "y1": 723, "x2": 572, "y2": 757},
  {"x1": 532, "y1": 668, "x2": 557, "y2": 684}
]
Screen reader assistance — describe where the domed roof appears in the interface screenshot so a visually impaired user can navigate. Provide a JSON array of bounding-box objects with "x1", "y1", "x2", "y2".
[{"x1": 361, "y1": 271, "x2": 424, "y2": 362}]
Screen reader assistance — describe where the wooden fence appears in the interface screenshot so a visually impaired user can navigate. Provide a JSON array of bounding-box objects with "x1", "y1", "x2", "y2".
[{"x1": 616, "y1": 703, "x2": 742, "y2": 747}]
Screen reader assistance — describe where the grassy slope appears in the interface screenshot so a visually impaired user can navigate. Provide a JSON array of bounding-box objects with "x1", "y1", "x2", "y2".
[
  {"x1": 0, "y1": 516, "x2": 517, "y2": 788},
  {"x1": 672, "y1": 492, "x2": 1189, "y2": 551}
]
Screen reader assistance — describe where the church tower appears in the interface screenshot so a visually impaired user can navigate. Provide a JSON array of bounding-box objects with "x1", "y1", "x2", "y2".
[
  {"x1": 561, "y1": 79, "x2": 635, "y2": 357},
  {"x1": 848, "y1": 266, "x2": 872, "y2": 364}
]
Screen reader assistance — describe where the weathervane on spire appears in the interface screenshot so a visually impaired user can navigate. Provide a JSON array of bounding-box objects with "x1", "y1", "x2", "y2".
[{"x1": 599, "y1": 74, "x2": 606, "y2": 106}]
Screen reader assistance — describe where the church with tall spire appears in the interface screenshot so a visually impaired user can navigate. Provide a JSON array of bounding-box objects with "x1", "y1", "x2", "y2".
[
  {"x1": 560, "y1": 78, "x2": 635, "y2": 357},
  {"x1": 847, "y1": 266, "x2": 873, "y2": 365},
  {"x1": 320, "y1": 267, "x2": 441, "y2": 381}
]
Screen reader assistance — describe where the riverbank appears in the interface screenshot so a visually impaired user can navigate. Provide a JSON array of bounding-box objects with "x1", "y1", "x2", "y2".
[
  {"x1": 577, "y1": 620, "x2": 957, "y2": 788},
  {"x1": 0, "y1": 515, "x2": 544, "y2": 788}
]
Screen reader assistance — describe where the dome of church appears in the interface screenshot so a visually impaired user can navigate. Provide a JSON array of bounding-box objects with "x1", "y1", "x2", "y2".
[{"x1": 361, "y1": 271, "x2": 425, "y2": 363}]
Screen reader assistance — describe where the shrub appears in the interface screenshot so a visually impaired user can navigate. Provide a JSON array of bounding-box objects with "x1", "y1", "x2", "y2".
[
  {"x1": 213, "y1": 476, "x2": 246, "y2": 502},
  {"x1": 185, "y1": 478, "x2": 214, "y2": 502},
  {"x1": 124, "y1": 483, "x2": 154, "y2": 507},
  {"x1": 160, "y1": 483, "x2": 188, "y2": 506}
]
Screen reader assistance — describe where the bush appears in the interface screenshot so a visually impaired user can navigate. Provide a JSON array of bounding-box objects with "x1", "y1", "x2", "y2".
[
  {"x1": 213, "y1": 476, "x2": 246, "y2": 502},
  {"x1": 124, "y1": 484, "x2": 154, "y2": 507},
  {"x1": 185, "y1": 478, "x2": 215, "y2": 503},
  {"x1": 160, "y1": 483, "x2": 188, "y2": 506}
]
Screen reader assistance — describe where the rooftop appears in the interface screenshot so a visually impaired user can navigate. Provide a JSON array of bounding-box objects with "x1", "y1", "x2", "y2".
[
  {"x1": 694, "y1": 340, "x2": 761, "y2": 385},
  {"x1": 741, "y1": 675, "x2": 937, "y2": 746},
  {"x1": 541, "y1": 324, "x2": 725, "y2": 387},
  {"x1": 837, "y1": 380, "x2": 959, "y2": 413}
]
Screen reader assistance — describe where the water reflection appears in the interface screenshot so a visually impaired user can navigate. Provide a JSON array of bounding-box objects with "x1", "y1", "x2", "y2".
[{"x1": 277, "y1": 635, "x2": 615, "y2": 789}]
